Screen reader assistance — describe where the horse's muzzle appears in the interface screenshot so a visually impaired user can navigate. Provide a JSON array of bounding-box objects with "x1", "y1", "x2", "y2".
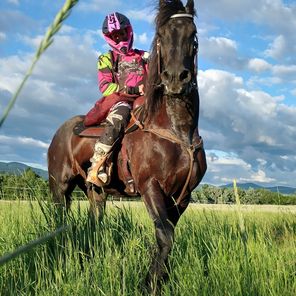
[{"x1": 161, "y1": 68, "x2": 192, "y2": 95}]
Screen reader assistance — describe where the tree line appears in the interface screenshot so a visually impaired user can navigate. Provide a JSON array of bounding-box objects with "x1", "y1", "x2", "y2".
[
  {"x1": 192, "y1": 184, "x2": 296, "y2": 205},
  {"x1": 1, "y1": 169, "x2": 296, "y2": 205},
  {"x1": 0, "y1": 169, "x2": 82, "y2": 200}
]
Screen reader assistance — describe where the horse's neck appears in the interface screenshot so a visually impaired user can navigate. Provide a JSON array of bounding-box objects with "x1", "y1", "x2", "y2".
[{"x1": 149, "y1": 94, "x2": 198, "y2": 144}]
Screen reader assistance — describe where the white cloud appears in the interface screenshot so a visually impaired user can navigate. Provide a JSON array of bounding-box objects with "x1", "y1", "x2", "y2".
[
  {"x1": 241, "y1": 169, "x2": 275, "y2": 183},
  {"x1": 136, "y1": 32, "x2": 149, "y2": 45},
  {"x1": 199, "y1": 0, "x2": 259, "y2": 21},
  {"x1": 0, "y1": 29, "x2": 99, "y2": 146},
  {"x1": 59, "y1": 24, "x2": 77, "y2": 34},
  {"x1": 0, "y1": 32, "x2": 6, "y2": 41},
  {"x1": 247, "y1": 75, "x2": 283, "y2": 87},
  {"x1": 0, "y1": 135, "x2": 49, "y2": 148},
  {"x1": 200, "y1": 0, "x2": 296, "y2": 32},
  {"x1": 208, "y1": 154, "x2": 248, "y2": 167},
  {"x1": 78, "y1": 0, "x2": 122, "y2": 12},
  {"x1": 200, "y1": 36, "x2": 246, "y2": 69},
  {"x1": 264, "y1": 35, "x2": 286, "y2": 60},
  {"x1": 198, "y1": 68, "x2": 296, "y2": 186},
  {"x1": 272, "y1": 64, "x2": 296, "y2": 80},
  {"x1": 291, "y1": 89, "x2": 296, "y2": 96},
  {"x1": 200, "y1": 0, "x2": 296, "y2": 61},
  {"x1": 248, "y1": 58, "x2": 271, "y2": 73},
  {"x1": 126, "y1": 8, "x2": 155, "y2": 24},
  {"x1": 236, "y1": 89, "x2": 279, "y2": 117},
  {"x1": 204, "y1": 150, "x2": 276, "y2": 185},
  {"x1": 7, "y1": 0, "x2": 19, "y2": 5}
]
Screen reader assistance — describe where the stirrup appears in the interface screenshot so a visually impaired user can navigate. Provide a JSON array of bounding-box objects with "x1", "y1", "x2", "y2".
[
  {"x1": 86, "y1": 160, "x2": 107, "y2": 187},
  {"x1": 98, "y1": 170, "x2": 108, "y2": 184},
  {"x1": 86, "y1": 167, "x2": 104, "y2": 187}
]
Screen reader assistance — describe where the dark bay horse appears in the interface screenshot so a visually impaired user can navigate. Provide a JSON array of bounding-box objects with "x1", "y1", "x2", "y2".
[{"x1": 48, "y1": 0, "x2": 206, "y2": 287}]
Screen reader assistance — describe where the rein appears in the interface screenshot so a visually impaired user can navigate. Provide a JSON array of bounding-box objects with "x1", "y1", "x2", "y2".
[
  {"x1": 135, "y1": 123, "x2": 203, "y2": 206},
  {"x1": 144, "y1": 128, "x2": 203, "y2": 206},
  {"x1": 138, "y1": 13, "x2": 201, "y2": 206}
]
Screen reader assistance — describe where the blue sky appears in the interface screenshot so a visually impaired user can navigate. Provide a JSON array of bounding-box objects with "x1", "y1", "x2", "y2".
[{"x1": 1, "y1": 0, "x2": 296, "y2": 187}]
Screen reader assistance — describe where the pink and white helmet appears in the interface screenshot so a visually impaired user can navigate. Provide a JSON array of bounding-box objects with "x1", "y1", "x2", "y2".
[{"x1": 102, "y1": 12, "x2": 134, "y2": 55}]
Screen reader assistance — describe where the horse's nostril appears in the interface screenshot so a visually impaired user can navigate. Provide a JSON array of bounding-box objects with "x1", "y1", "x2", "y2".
[
  {"x1": 162, "y1": 70, "x2": 170, "y2": 81},
  {"x1": 179, "y1": 70, "x2": 191, "y2": 82}
]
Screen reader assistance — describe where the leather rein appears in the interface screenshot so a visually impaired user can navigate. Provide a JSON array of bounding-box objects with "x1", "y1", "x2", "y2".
[
  {"x1": 135, "y1": 13, "x2": 202, "y2": 206},
  {"x1": 143, "y1": 128, "x2": 203, "y2": 206}
]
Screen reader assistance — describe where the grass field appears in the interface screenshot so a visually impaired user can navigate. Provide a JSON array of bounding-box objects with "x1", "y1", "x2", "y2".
[{"x1": 0, "y1": 200, "x2": 295, "y2": 295}]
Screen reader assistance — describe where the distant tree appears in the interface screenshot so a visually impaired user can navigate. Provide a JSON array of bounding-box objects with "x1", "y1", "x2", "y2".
[
  {"x1": 0, "y1": 169, "x2": 49, "y2": 200},
  {"x1": 221, "y1": 188, "x2": 235, "y2": 204}
]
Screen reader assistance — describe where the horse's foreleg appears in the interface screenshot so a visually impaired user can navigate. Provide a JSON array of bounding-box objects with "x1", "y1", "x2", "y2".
[
  {"x1": 87, "y1": 185, "x2": 106, "y2": 220},
  {"x1": 142, "y1": 179, "x2": 175, "y2": 289},
  {"x1": 168, "y1": 193, "x2": 191, "y2": 225}
]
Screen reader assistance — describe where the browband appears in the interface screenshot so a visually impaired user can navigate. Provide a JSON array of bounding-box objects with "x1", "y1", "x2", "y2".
[{"x1": 170, "y1": 13, "x2": 193, "y2": 19}]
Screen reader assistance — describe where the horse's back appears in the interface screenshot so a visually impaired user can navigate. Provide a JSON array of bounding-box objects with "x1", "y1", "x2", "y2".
[{"x1": 50, "y1": 115, "x2": 84, "y2": 142}]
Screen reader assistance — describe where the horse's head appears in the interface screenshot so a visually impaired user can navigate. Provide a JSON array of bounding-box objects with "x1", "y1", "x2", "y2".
[{"x1": 157, "y1": 0, "x2": 197, "y2": 96}]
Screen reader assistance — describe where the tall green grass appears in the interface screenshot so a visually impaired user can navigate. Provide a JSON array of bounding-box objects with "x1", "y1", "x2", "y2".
[{"x1": 0, "y1": 201, "x2": 295, "y2": 295}]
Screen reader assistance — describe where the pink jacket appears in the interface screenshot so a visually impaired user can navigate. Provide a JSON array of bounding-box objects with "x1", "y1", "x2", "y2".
[{"x1": 97, "y1": 49, "x2": 149, "y2": 96}]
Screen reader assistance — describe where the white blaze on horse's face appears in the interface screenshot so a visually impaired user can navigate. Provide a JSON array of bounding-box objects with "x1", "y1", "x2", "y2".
[{"x1": 158, "y1": 15, "x2": 197, "y2": 95}]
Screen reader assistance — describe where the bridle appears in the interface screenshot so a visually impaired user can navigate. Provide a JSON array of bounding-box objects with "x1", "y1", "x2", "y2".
[
  {"x1": 137, "y1": 15, "x2": 201, "y2": 207},
  {"x1": 156, "y1": 13, "x2": 198, "y2": 78}
]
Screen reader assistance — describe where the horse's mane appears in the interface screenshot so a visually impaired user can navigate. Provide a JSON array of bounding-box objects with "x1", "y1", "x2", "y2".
[{"x1": 145, "y1": 0, "x2": 196, "y2": 119}]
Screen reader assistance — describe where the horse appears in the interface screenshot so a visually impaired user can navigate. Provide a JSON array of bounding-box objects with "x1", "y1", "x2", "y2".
[{"x1": 47, "y1": 0, "x2": 207, "y2": 289}]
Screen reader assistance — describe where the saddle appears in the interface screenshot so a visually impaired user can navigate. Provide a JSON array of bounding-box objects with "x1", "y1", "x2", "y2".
[
  {"x1": 73, "y1": 103, "x2": 144, "y2": 137},
  {"x1": 73, "y1": 103, "x2": 145, "y2": 195}
]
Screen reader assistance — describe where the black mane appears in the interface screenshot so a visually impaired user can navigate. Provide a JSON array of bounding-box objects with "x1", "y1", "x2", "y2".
[
  {"x1": 145, "y1": 0, "x2": 195, "y2": 119},
  {"x1": 156, "y1": 0, "x2": 185, "y2": 28}
]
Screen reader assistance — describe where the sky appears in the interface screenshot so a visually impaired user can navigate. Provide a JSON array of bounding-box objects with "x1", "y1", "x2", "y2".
[{"x1": 0, "y1": 0, "x2": 296, "y2": 188}]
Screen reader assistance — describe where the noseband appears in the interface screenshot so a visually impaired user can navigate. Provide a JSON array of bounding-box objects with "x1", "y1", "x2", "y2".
[{"x1": 156, "y1": 13, "x2": 198, "y2": 78}]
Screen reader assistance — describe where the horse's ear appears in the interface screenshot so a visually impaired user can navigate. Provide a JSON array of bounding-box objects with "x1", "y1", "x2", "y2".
[
  {"x1": 185, "y1": 0, "x2": 195, "y2": 15},
  {"x1": 159, "y1": 0, "x2": 178, "y2": 6}
]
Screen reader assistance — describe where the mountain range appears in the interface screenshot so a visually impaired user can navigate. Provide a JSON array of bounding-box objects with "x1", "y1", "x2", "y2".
[
  {"x1": 0, "y1": 162, "x2": 295, "y2": 194},
  {"x1": 0, "y1": 161, "x2": 48, "y2": 179},
  {"x1": 220, "y1": 182, "x2": 296, "y2": 195}
]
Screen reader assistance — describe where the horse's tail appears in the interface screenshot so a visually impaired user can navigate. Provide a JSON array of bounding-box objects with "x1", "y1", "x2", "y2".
[{"x1": 47, "y1": 118, "x2": 76, "y2": 207}]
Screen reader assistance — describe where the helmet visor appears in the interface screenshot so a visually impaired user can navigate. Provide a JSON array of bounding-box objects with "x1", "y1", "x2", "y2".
[{"x1": 107, "y1": 29, "x2": 128, "y2": 44}]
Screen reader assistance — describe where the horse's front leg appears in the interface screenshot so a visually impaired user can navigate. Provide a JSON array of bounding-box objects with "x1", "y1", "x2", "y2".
[
  {"x1": 87, "y1": 184, "x2": 106, "y2": 220},
  {"x1": 142, "y1": 179, "x2": 175, "y2": 291}
]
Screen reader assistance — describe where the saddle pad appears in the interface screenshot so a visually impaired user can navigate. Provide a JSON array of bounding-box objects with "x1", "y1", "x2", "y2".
[{"x1": 73, "y1": 121, "x2": 105, "y2": 138}]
